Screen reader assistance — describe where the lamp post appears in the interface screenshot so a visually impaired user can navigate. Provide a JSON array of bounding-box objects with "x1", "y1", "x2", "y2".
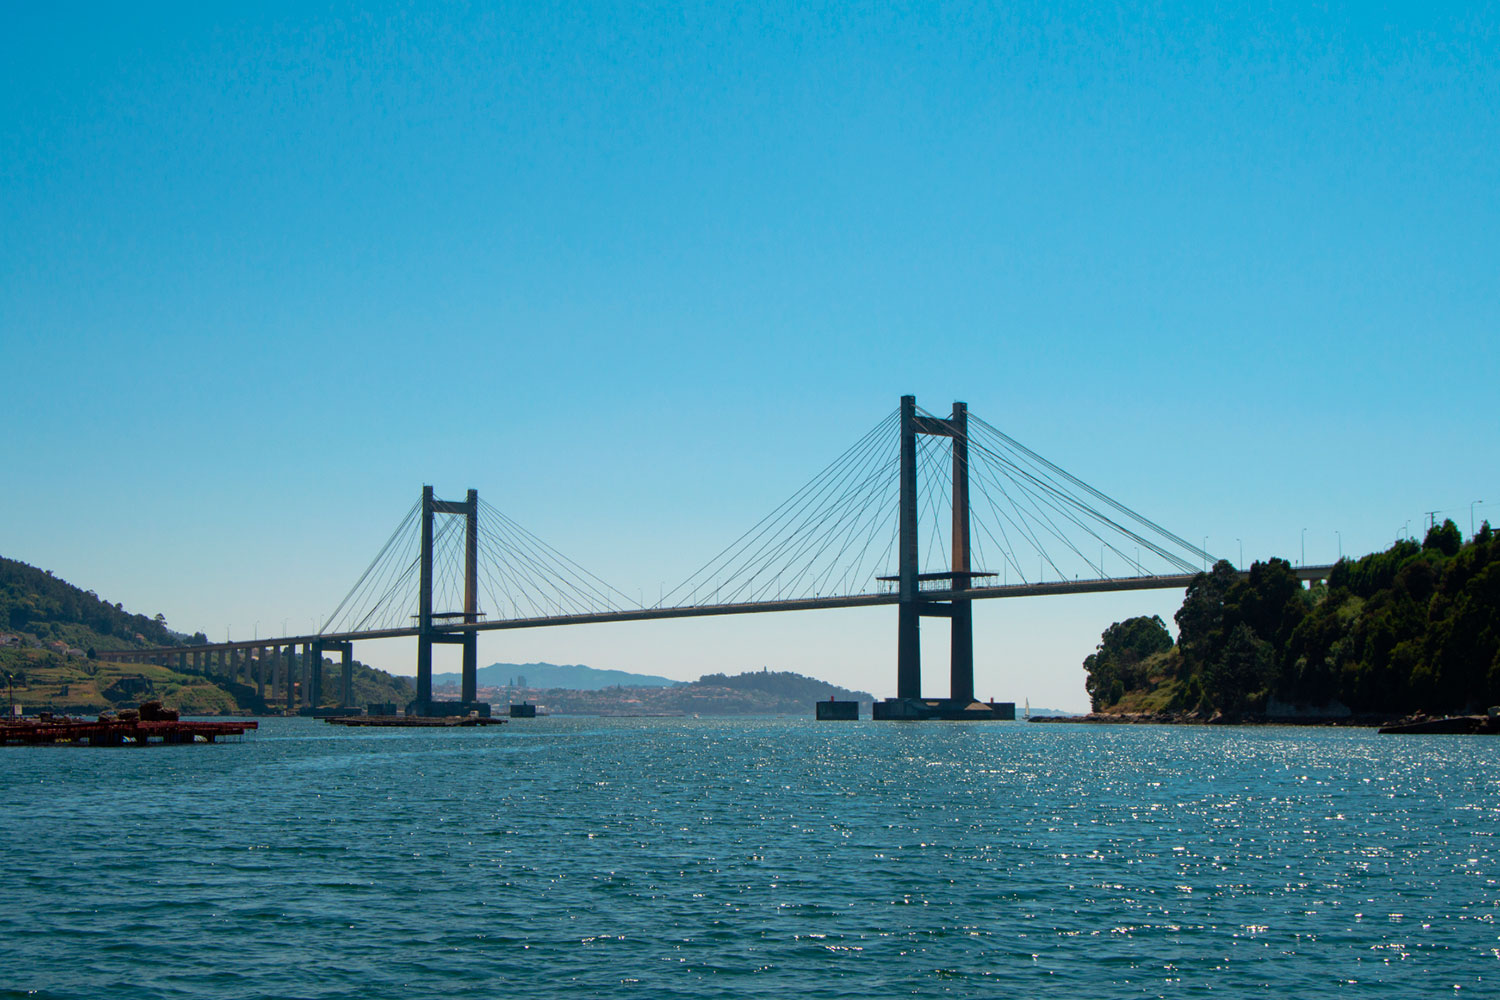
[
  {"x1": 1336, "y1": 531, "x2": 1342, "y2": 561},
  {"x1": 1202, "y1": 537, "x2": 1208, "y2": 571},
  {"x1": 1301, "y1": 528, "x2": 1307, "y2": 567},
  {"x1": 1236, "y1": 538, "x2": 1243, "y2": 568},
  {"x1": 1473, "y1": 500, "x2": 1485, "y2": 537},
  {"x1": 4, "y1": 671, "x2": 13, "y2": 718}
]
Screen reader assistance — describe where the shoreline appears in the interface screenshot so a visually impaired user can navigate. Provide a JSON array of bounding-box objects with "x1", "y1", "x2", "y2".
[
  {"x1": 1031, "y1": 711, "x2": 1390, "y2": 728},
  {"x1": 1031, "y1": 710, "x2": 1500, "y2": 731}
]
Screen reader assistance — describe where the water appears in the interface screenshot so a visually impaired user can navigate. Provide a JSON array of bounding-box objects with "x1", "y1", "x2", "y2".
[{"x1": 2, "y1": 717, "x2": 1496, "y2": 998}]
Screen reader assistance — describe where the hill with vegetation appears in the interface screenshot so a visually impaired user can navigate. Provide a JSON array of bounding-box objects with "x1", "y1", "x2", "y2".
[
  {"x1": 694, "y1": 668, "x2": 873, "y2": 705},
  {"x1": 0, "y1": 555, "x2": 413, "y2": 715},
  {"x1": 1083, "y1": 519, "x2": 1499, "y2": 720},
  {"x1": 499, "y1": 669, "x2": 874, "y2": 716},
  {"x1": 2, "y1": 556, "x2": 194, "y2": 651},
  {"x1": 435, "y1": 661, "x2": 678, "y2": 690}
]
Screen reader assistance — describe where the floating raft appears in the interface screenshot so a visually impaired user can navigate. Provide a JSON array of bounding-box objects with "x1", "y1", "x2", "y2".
[
  {"x1": 323, "y1": 715, "x2": 507, "y2": 728},
  {"x1": 0, "y1": 717, "x2": 258, "y2": 746},
  {"x1": 1378, "y1": 715, "x2": 1500, "y2": 735}
]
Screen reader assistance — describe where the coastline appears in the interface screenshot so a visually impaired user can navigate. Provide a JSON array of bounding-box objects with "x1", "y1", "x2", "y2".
[{"x1": 1031, "y1": 711, "x2": 1390, "y2": 728}]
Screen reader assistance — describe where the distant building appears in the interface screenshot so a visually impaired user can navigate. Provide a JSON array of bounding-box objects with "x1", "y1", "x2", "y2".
[{"x1": 0, "y1": 633, "x2": 17, "y2": 646}]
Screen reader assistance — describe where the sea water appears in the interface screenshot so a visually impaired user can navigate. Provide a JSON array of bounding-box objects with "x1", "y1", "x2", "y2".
[{"x1": 2, "y1": 717, "x2": 1496, "y2": 998}]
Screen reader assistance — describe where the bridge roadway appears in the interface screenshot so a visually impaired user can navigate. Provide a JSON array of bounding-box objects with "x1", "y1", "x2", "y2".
[{"x1": 99, "y1": 564, "x2": 1336, "y2": 662}]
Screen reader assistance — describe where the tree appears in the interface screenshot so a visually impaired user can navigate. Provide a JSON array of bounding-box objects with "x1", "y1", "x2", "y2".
[
  {"x1": 1203, "y1": 623, "x2": 1272, "y2": 715},
  {"x1": 1175, "y1": 560, "x2": 1239, "y2": 672},
  {"x1": 1424, "y1": 518, "x2": 1462, "y2": 557},
  {"x1": 1084, "y1": 614, "x2": 1174, "y2": 710}
]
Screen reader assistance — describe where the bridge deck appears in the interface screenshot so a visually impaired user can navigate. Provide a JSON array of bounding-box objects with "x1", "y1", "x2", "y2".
[{"x1": 96, "y1": 565, "x2": 1334, "y2": 661}]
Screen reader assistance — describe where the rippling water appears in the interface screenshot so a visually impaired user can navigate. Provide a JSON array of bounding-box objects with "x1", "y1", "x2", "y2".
[{"x1": 3, "y1": 717, "x2": 1497, "y2": 998}]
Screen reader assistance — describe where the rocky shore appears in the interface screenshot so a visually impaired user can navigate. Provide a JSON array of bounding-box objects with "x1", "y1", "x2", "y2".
[
  {"x1": 1031, "y1": 710, "x2": 1390, "y2": 727},
  {"x1": 1032, "y1": 708, "x2": 1500, "y2": 731}
]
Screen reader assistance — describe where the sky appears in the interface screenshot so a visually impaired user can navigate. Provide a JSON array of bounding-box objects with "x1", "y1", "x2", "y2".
[{"x1": 3, "y1": 2, "x2": 1497, "y2": 711}]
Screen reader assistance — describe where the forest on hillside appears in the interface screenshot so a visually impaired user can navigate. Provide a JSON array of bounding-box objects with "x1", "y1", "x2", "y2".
[
  {"x1": 1, "y1": 556, "x2": 189, "y2": 648},
  {"x1": 1084, "y1": 519, "x2": 1499, "y2": 717},
  {"x1": 694, "y1": 669, "x2": 873, "y2": 704}
]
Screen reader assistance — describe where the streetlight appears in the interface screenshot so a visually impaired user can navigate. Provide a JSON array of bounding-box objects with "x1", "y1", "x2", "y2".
[
  {"x1": 1335, "y1": 531, "x2": 1342, "y2": 561},
  {"x1": 1236, "y1": 538, "x2": 1243, "y2": 568},
  {"x1": 1202, "y1": 537, "x2": 1208, "y2": 571},
  {"x1": 1134, "y1": 547, "x2": 1141, "y2": 575},
  {"x1": 1473, "y1": 500, "x2": 1485, "y2": 537},
  {"x1": 1301, "y1": 528, "x2": 1307, "y2": 567}
]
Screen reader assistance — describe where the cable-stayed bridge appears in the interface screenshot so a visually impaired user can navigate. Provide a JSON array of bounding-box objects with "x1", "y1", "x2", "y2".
[{"x1": 101, "y1": 396, "x2": 1333, "y2": 717}]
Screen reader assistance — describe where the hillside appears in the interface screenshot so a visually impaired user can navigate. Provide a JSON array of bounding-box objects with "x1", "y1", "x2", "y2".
[
  {"x1": 434, "y1": 661, "x2": 677, "y2": 690},
  {"x1": 695, "y1": 668, "x2": 873, "y2": 705},
  {"x1": 0, "y1": 555, "x2": 413, "y2": 715},
  {"x1": 1082, "y1": 519, "x2": 1499, "y2": 719},
  {"x1": 489, "y1": 669, "x2": 875, "y2": 716},
  {"x1": 2, "y1": 556, "x2": 192, "y2": 651}
]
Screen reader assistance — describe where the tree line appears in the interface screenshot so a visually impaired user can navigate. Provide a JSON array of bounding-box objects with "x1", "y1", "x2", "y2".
[
  {"x1": 1085, "y1": 519, "x2": 1498, "y2": 716},
  {"x1": 1, "y1": 556, "x2": 184, "y2": 647}
]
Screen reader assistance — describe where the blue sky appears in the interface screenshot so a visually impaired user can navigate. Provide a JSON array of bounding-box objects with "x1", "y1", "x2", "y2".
[{"x1": 3, "y1": 2, "x2": 1496, "y2": 709}]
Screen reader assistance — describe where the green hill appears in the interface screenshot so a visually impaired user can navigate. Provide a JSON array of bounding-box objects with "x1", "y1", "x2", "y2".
[
  {"x1": 694, "y1": 668, "x2": 873, "y2": 705},
  {"x1": 1083, "y1": 519, "x2": 1499, "y2": 719},
  {"x1": 2, "y1": 556, "x2": 189, "y2": 651},
  {"x1": 0, "y1": 555, "x2": 412, "y2": 715}
]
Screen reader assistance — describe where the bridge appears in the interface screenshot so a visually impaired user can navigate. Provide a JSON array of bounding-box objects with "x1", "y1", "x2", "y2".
[{"x1": 100, "y1": 396, "x2": 1333, "y2": 717}]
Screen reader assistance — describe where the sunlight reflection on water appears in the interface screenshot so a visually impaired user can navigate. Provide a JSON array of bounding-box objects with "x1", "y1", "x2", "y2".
[{"x1": 2, "y1": 717, "x2": 1496, "y2": 998}]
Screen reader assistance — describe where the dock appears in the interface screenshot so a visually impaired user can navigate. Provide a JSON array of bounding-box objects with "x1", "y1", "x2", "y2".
[
  {"x1": 0, "y1": 717, "x2": 258, "y2": 746},
  {"x1": 323, "y1": 715, "x2": 507, "y2": 728}
]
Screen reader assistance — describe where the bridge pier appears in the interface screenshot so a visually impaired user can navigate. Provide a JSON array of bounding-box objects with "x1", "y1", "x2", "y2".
[
  {"x1": 875, "y1": 396, "x2": 1005, "y2": 721},
  {"x1": 302, "y1": 642, "x2": 314, "y2": 709},
  {"x1": 309, "y1": 641, "x2": 323, "y2": 709},
  {"x1": 413, "y1": 486, "x2": 482, "y2": 714}
]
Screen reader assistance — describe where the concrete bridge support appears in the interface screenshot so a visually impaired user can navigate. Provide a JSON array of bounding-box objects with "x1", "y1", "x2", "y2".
[
  {"x1": 875, "y1": 396, "x2": 998, "y2": 720},
  {"x1": 414, "y1": 486, "x2": 481, "y2": 712}
]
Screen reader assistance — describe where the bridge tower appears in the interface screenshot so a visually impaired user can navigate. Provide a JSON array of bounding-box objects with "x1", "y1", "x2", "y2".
[
  {"x1": 876, "y1": 395, "x2": 1009, "y2": 720},
  {"x1": 414, "y1": 486, "x2": 481, "y2": 714}
]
